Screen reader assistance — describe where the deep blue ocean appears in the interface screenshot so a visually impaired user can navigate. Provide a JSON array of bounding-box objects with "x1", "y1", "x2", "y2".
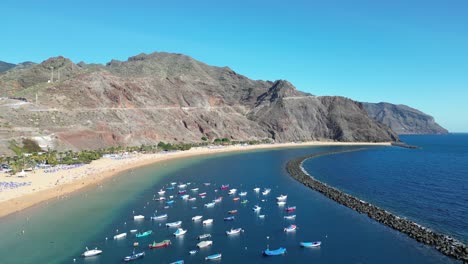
[{"x1": 304, "y1": 134, "x2": 468, "y2": 244}]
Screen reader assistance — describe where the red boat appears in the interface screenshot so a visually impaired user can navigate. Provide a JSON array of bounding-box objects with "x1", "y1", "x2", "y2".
[
  {"x1": 285, "y1": 206, "x2": 296, "y2": 212},
  {"x1": 178, "y1": 190, "x2": 187, "y2": 195},
  {"x1": 149, "y1": 240, "x2": 171, "y2": 249},
  {"x1": 220, "y1": 185, "x2": 229, "y2": 190},
  {"x1": 199, "y1": 192, "x2": 207, "y2": 197},
  {"x1": 228, "y1": 210, "x2": 238, "y2": 214}
]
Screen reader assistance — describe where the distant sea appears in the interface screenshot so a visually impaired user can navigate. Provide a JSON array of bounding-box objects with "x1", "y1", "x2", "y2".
[
  {"x1": 304, "y1": 134, "x2": 468, "y2": 244},
  {"x1": 0, "y1": 141, "x2": 460, "y2": 263}
]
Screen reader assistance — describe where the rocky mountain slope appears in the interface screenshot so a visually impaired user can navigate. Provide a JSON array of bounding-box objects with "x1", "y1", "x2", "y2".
[
  {"x1": 363, "y1": 102, "x2": 448, "y2": 135},
  {"x1": 0, "y1": 52, "x2": 398, "y2": 154},
  {"x1": 0, "y1": 61, "x2": 16, "y2": 73}
]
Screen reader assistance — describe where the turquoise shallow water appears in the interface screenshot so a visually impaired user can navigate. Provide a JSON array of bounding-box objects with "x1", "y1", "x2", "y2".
[{"x1": 0, "y1": 146, "x2": 456, "y2": 263}]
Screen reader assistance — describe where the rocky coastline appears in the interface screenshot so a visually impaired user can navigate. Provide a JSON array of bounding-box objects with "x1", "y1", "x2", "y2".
[{"x1": 286, "y1": 149, "x2": 468, "y2": 262}]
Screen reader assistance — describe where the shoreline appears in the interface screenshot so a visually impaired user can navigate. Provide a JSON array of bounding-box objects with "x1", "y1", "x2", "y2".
[
  {"x1": 0, "y1": 141, "x2": 389, "y2": 219},
  {"x1": 286, "y1": 149, "x2": 468, "y2": 262}
]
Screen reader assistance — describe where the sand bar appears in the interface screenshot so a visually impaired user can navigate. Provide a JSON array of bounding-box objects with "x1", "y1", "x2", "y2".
[{"x1": 0, "y1": 141, "x2": 390, "y2": 218}]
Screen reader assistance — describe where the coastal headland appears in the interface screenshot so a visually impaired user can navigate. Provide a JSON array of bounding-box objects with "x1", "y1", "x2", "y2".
[
  {"x1": 0, "y1": 141, "x2": 389, "y2": 219},
  {"x1": 286, "y1": 150, "x2": 468, "y2": 262}
]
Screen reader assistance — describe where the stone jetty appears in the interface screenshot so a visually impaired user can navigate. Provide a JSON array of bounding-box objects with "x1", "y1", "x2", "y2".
[{"x1": 286, "y1": 149, "x2": 468, "y2": 263}]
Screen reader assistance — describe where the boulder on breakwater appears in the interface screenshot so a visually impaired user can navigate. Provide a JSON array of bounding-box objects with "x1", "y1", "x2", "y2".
[{"x1": 286, "y1": 149, "x2": 467, "y2": 262}]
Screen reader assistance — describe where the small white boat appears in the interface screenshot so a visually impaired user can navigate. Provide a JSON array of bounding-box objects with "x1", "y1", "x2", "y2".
[
  {"x1": 158, "y1": 190, "x2": 166, "y2": 195},
  {"x1": 174, "y1": 228, "x2": 187, "y2": 236},
  {"x1": 284, "y1": 224, "x2": 297, "y2": 232},
  {"x1": 262, "y1": 188, "x2": 271, "y2": 195},
  {"x1": 197, "y1": 233, "x2": 211, "y2": 240},
  {"x1": 114, "y1": 232, "x2": 127, "y2": 239},
  {"x1": 213, "y1": 197, "x2": 222, "y2": 203},
  {"x1": 253, "y1": 187, "x2": 260, "y2": 192},
  {"x1": 166, "y1": 221, "x2": 182, "y2": 227},
  {"x1": 181, "y1": 194, "x2": 190, "y2": 200},
  {"x1": 133, "y1": 215, "x2": 145, "y2": 220},
  {"x1": 192, "y1": 215, "x2": 203, "y2": 221},
  {"x1": 253, "y1": 205, "x2": 261, "y2": 211},
  {"x1": 189, "y1": 250, "x2": 198, "y2": 255},
  {"x1": 81, "y1": 247, "x2": 102, "y2": 257},
  {"x1": 130, "y1": 229, "x2": 138, "y2": 233},
  {"x1": 191, "y1": 188, "x2": 199, "y2": 192},
  {"x1": 228, "y1": 188, "x2": 237, "y2": 195},
  {"x1": 199, "y1": 192, "x2": 207, "y2": 197},
  {"x1": 178, "y1": 184, "x2": 187, "y2": 189},
  {"x1": 284, "y1": 215, "x2": 296, "y2": 220},
  {"x1": 202, "y1": 219, "x2": 213, "y2": 225},
  {"x1": 277, "y1": 201, "x2": 286, "y2": 206},
  {"x1": 226, "y1": 228, "x2": 243, "y2": 235},
  {"x1": 259, "y1": 215, "x2": 265, "y2": 219},
  {"x1": 197, "y1": 240, "x2": 213, "y2": 248},
  {"x1": 188, "y1": 197, "x2": 197, "y2": 201},
  {"x1": 204, "y1": 202, "x2": 215, "y2": 208},
  {"x1": 276, "y1": 194, "x2": 287, "y2": 201},
  {"x1": 171, "y1": 182, "x2": 177, "y2": 185},
  {"x1": 151, "y1": 214, "x2": 168, "y2": 220},
  {"x1": 169, "y1": 195, "x2": 174, "y2": 199},
  {"x1": 239, "y1": 191, "x2": 247, "y2": 196}
]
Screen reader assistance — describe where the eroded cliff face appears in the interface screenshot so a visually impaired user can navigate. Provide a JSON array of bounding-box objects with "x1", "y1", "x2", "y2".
[
  {"x1": 0, "y1": 52, "x2": 398, "y2": 154},
  {"x1": 363, "y1": 102, "x2": 448, "y2": 135}
]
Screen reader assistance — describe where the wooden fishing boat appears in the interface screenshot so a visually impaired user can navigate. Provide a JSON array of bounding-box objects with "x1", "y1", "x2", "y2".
[
  {"x1": 149, "y1": 240, "x2": 171, "y2": 249},
  {"x1": 136, "y1": 230, "x2": 152, "y2": 238},
  {"x1": 123, "y1": 250, "x2": 145, "y2": 262},
  {"x1": 205, "y1": 253, "x2": 222, "y2": 261},
  {"x1": 263, "y1": 247, "x2": 286, "y2": 256},
  {"x1": 300, "y1": 241, "x2": 321, "y2": 248}
]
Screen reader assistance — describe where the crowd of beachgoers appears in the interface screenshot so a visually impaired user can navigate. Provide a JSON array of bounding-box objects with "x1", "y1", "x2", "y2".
[{"x1": 0, "y1": 181, "x2": 32, "y2": 192}]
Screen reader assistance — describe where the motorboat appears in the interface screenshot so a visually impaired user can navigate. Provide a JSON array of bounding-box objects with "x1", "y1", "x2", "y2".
[
  {"x1": 276, "y1": 195, "x2": 287, "y2": 201},
  {"x1": 277, "y1": 201, "x2": 286, "y2": 206},
  {"x1": 151, "y1": 214, "x2": 167, "y2": 220},
  {"x1": 284, "y1": 224, "x2": 297, "y2": 232},
  {"x1": 133, "y1": 215, "x2": 144, "y2": 220},
  {"x1": 239, "y1": 191, "x2": 247, "y2": 196},
  {"x1": 204, "y1": 202, "x2": 215, "y2": 208},
  {"x1": 226, "y1": 228, "x2": 243, "y2": 235},
  {"x1": 81, "y1": 247, "x2": 102, "y2": 257},
  {"x1": 202, "y1": 219, "x2": 213, "y2": 225},
  {"x1": 213, "y1": 197, "x2": 223, "y2": 203},
  {"x1": 228, "y1": 210, "x2": 237, "y2": 214},
  {"x1": 158, "y1": 190, "x2": 166, "y2": 195},
  {"x1": 253, "y1": 205, "x2": 261, "y2": 211},
  {"x1": 191, "y1": 188, "x2": 199, "y2": 192},
  {"x1": 173, "y1": 228, "x2": 187, "y2": 236},
  {"x1": 228, "y1": 188, "x2": 237, "y2": 195},
  {"x1": 166, "y1": 221, "x2": 182, "y2": 227},
  {"x1": 197, "y1": 240, "x2": 213, "y2": 248},
  {"x1": 192, "y1": 215, "x2": 203, "y2": 221},
  {"x1": 189, "y1": 250, "x2": 198, "y2": 254},
  {"x1": 220, "y1": 184, "x2": 229, "y2": 190},
  {"x1": 197, "y1": 233, "x2": 211, "y2": 240},
  {"x1": 262, "y1": 188, "x2": 271, "y2": 195},
  {"x1": 224, "y1": 216, "x2": 235, "y2": 221},
  {"x1": 114, "y1": 232, "x2": 127, "y2": 239},
  {"x1": 284, "y1": 215, "x2": 296, "y2": 220},
  {"x1": 285, "y1": 206, "x2": 296, "y2": 212},
  {"x1": 253, "y1": 187, "x2": 260, "y2": 192}
]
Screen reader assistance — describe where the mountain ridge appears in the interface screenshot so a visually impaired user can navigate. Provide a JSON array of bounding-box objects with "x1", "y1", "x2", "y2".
[{"x1": 1, "y1": 51, "x2": 446, "y2": 154}]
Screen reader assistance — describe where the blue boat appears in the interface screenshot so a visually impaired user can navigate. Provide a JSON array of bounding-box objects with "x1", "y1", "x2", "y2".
[
  {"x1": 123, "y1": 250, "x2": 145, "y2": 262},
  {"x1": 205, "y1": 253, "x2": 222, "y2": 260},
  {"x1": 166, "y1": 186, "x2": 175, "y2": 190},
  {"x1": 224, "y1": 216, "x2": 235, "y2": 221},
  {"x1": 135, "y1": 230, "x2": 152, "y2": 238},
  {"x1": 166, "y1": 200, "x2": 175, "y2": 205},
  {"x1": 263, "y1": 247, "x2": 286, "y2": 256},
  {"x1": 300, "y1": 241, "x2": 321, "y2": 248},
  {"x1": 170, "y1": 260, "x2": 184, "y2": 264}
]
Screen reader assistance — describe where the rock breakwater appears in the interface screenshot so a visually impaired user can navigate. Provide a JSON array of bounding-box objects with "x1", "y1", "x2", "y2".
[{"x1": 286, "y1": 149, "x2": 468, "y2": 262}]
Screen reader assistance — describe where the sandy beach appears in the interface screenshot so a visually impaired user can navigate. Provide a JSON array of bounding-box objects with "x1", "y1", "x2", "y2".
[{"x1": 0, "y1": 141, "x2": 390, "y2": 218}]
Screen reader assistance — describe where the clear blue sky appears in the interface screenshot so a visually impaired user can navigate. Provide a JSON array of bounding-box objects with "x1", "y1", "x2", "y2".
[{"x1": 2, "y1": 0, "x2": 467, "y2": 131}]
